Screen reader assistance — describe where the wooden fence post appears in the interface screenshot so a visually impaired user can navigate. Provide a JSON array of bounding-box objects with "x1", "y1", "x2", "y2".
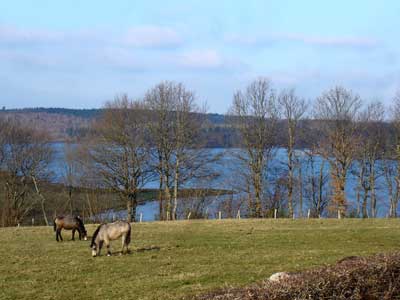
[
  {"x1": 237, "y1": 210, "x2": 241, "y2": 219},
  {"x1": 307, "y1": 209, "x2": 311, "y2": 219},
  {"x1": 218, "y1": 211, "x2": 222, "y2": 220},
  {"x1": 274, "y1": 209, "x2": 277, "y2": 219}
]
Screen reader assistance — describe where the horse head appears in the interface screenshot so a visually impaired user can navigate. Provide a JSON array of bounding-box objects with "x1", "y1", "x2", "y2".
[{"x1": 75, "y1": 217, "x2": 88, "y2": 241}]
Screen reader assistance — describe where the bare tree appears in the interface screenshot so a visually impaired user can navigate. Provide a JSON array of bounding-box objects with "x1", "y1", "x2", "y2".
[
  {"x1": 170, "y1": 84, "x2": 205, "y2": 220},
  {"x1": 0, "y1": 117, "x2": 53, "y2": 226},
  {"x1": 353, "y1": 101, "x2": 386, "y2": 218},
  {"x1": 89, "y1": 95, "x2": 151, "y2": 222},
  {"x1": 303, "y1": 148, "x2": 330, "y2": 217},
  {"x1": 229, "y1": 78, "x2": 279, "y2": 217},
  {"x1": 314, "y1": 86, "x2": 362, "y2": 218},
  {"x1": 385, "y1": 91, "x2": 400, "y2": 217},
  {"x1": 145, "y1": 81, "x2": 213, "y2": 220},
  {"x1": 279, "y1": 88, "x2": 307, "y2": 217},
  {"x1": 60, "y1": 142, "x2": 82, "y2": 214},
  {"x1": 145, "y1": 82, "x2": 176, "y2": 220}
]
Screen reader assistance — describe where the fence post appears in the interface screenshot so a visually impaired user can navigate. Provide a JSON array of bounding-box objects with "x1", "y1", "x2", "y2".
[
  {"x1": 139, "y1": 213, "x2": 143, "y2": 223},
  {"x1": 218, "y1": 211, "x2": 222, "y2": 220},
  {"x1": 307, "y1": 209, "x2": 311, "y2": 219},
  {"x1": 237, "y1": 210, "x2": 241, "y2": 219},
  {"x1": 274, "y1": 209, "x2": 277, "y2": 219},
  {"x1": 338, "y1": 210, "x2": 341, "y2": 219},
  {"x1": 32, "y1": 218, "x2": 34, "y2": 226}
]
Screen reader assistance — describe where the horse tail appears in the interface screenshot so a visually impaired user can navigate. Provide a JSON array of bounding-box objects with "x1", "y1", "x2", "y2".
[
  {"x1": 126, "y1": 222, "x2": 131, "y2": 245},
  {"x1": 90, "y1": 224, "x2": 102, "y2": 247}
]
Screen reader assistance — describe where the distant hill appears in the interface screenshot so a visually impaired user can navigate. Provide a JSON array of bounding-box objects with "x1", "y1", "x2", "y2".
[
  {"x1": 0, "y1": 108, "x2": 235, "y2": 146},
  {"x1": 1, "y1": 107, "x2": 102, "y2": 119},
  {"x1": 1, "y1": 107, "x2": 372, "y2": 149}
]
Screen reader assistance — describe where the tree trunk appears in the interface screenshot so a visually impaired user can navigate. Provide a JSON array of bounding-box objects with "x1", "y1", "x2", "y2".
[
  {"x1": 158, "y1": 172, "x2": 164, "y2": 220},
  {"x1": 131, "y1": 191, "x2": 137, "y2": 222},
  {"x1": 287, "y1": 131, "x2": 295, "y2": 218},
  {"x1": 370, "y1": 165, "x2": 377, "y2": 218},
  {"x1": 298, "y1": 165, "x2": 303, "y2": 218},
  {"x1": 254, "y1": 171, "x2": 262, "y2": 218},
  {"x1": 31, "y1": 176, "x2": 49, "y2": 226},
  {"x1": 317, "y1": 160, "x2": 325, "y2": 217},
  {"x1": 126, "y1": 195, "x2": 132, "y2": 222},
  {"x1": 85, "y1": 193, "x2": 94, "y2": 219},
  {"x1": 164, "y1": 172, "x2": 172, "y2": 220},
  {"x1": 68, "y1": 185, "x2": 73, "y2": 215},
  {"x1": 362, "y1": 190, "x2": 368, "y2": 219},
  {"x1": 172, "y1": 157, "x2": 179, "y2": 221}
]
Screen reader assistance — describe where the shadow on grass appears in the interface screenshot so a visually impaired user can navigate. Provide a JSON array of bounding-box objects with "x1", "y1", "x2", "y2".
[
  {"x1": 104, "y1": 246, "x2": 161, "y2": 256},
  {"x1": 135, "y1": 245, "x2": 161, "y2": 252}
]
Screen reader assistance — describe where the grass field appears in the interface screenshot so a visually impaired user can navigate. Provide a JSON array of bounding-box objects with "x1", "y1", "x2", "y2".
[{"x1": 1, "y1": 219, "x2": 400, "y2": 300}]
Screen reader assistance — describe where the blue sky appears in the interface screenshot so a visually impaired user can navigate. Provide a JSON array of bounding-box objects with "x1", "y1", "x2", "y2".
[{"x1": 0, "y1": 0, "x2": 399, "y2": 113}]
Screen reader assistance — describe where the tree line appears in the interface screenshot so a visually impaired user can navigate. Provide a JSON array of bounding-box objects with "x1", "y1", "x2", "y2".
[{"x1": 1, "y1": 79, "x2": 400, "y2": 226}]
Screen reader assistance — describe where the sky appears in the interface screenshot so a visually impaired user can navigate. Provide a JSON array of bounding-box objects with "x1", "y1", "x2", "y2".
[{"x1": 0, "y1": 0, "x2": 399, "y2": 113}]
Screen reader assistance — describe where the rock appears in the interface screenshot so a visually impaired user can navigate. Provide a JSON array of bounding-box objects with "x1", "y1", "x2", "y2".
[{"x1": 269, "y1": 272, "x2": 291, "y2": 282}]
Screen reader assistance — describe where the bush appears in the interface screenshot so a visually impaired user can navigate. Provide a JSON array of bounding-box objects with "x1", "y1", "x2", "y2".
[{"x1": 197, "y1": 252, "x2": 400, "y2": 300}]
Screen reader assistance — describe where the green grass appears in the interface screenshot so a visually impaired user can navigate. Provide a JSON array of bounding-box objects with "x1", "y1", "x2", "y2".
[{"x1": 0, "y1": 219, "x2": 400, "y2": 300}]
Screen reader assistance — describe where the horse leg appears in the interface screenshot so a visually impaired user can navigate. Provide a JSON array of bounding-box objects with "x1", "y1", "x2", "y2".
[
  {"x1": 104, "y1": 238, "x2": 111, "y2": 256},
  {"x1": 56, "y1": 229, "x2": 63, "y2": 241},
  {"x1": 98, "y1": 241, "x2": 103, "y2": 256},
  {"x1": 78, "y1": 229, "x2": 82, "y2": 240},
  {"x1": 121, "y1": 235, "x2": 126, "y2": 254},
  {"x1": 72, "y1": 229, "x2": 75, "y2": 241}
]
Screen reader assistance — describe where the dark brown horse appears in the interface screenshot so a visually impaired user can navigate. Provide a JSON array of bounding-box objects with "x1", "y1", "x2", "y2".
[{"x1": 53, "y1": 216, "x2": 87, "y2": 242}]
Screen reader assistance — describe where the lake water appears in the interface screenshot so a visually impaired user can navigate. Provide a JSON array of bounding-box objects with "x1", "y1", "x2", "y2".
[{"x1": 48, "y1": 143, "x2": 395, "y2": 220}]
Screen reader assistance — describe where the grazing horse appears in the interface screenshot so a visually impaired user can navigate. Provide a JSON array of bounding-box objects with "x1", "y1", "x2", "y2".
[
  {"x1": 53, "y1": 216, "x2": 88, "y2": 242},
  {"x1": 90, "y1": 220, "x2": 131, "y2": 257}
]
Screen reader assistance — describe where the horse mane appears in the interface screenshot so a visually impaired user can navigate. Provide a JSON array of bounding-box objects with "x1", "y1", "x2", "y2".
[
  {"x1": 90, "y1": 224, "x2": 103, "y2": 247},
  {"x1": 74, "y1": 216, "x2": 86, "y2": 233}
]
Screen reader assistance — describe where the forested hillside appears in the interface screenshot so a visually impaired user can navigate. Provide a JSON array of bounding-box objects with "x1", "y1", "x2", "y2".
[{"x1": 0, "y1": 107, "x2": 380, "y2": 148}]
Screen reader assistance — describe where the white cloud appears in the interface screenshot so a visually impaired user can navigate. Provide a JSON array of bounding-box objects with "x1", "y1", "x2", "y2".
[
  {"x1": 0, "y1": 25, "x2": 183, "y2": 49},
  {"x1": 0, "y1": 25, "x2": 62, "y2": 44},
  {"x1": 121, "y1": 26, "x2": 182, "y2": 48},
  {"x1": 226, "y1": 32, "x2": 379, "y2": 49},
  {"x1": 179, "y1": 49, "x2": 223, "y2": 69}
]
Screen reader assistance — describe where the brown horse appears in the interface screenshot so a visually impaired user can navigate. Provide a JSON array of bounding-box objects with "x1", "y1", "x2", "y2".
[{"x1": 53, "y1": 216, "x2": 88, "y2": 242}]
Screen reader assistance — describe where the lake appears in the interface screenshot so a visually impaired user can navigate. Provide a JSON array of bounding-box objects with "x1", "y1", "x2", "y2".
[{"x1": 48, "y1": 143, "x2": 395, "y2": 220}]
